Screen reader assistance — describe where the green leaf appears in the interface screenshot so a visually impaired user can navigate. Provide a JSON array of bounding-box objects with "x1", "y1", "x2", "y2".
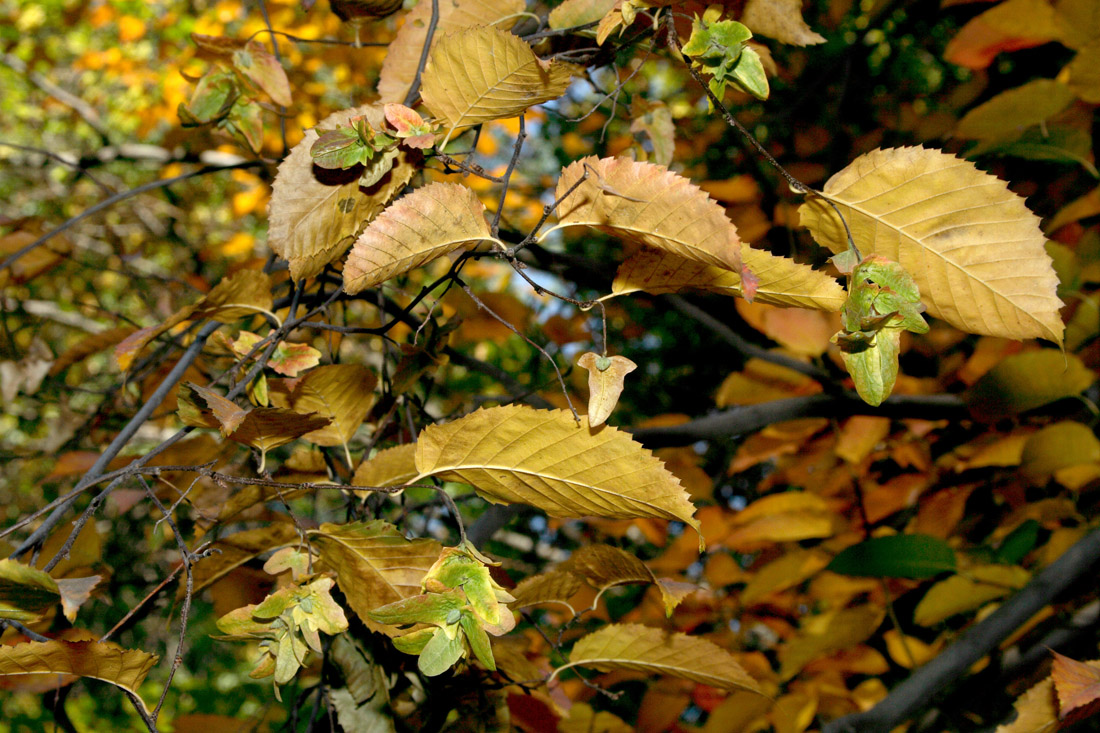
[
  {"x1": 839, "y1": 325, "x2": 903, "y2": 407},
  {"x1": 460, "y1": 612, "x2": 496, "y2": 671},
  {"x1": 0, "y1": 559, "x2": 61, "y2": 622},
  {"x1": 729, "y1": 46, "x2": 769, "y2": 100},
  {"x1": 418, "y1": 626, "x2": 464, "y2": 677},
  {"x1": 995, "y1": 520, "x2": 1040, "y2": 565},
  {"x1": 366, "y1": 590, "x2": 465, "y2": 627},
  {"x1": 827, "y1": 535, "x2": 957, "y2": 579}
]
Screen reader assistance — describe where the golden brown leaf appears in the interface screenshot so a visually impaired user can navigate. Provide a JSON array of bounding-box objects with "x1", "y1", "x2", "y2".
[
  {"x1": 552, "y1": 156, "x2": 742, "y2": 272},
  {"x1": 741, "y1": 549, "x2": 830, "y2": 606},
  {"x1": 577, "y1": 352, "x2": 637, "y2": 427},
  {"x1": 510, "y1": 570, "x2": 584, "y2": 613},
  {"x1": 376, "y1": 0, "x2": 524, "y2": 103},
  {"x1": 741, "y1": 0, "x2": 826, "y2": 46},
  {"x1": 420, "y1": 26, "x2": 579, "y2": 137},
  {"x1": 1051, "y1": 652, "x2": 1100, "y2": 721},
  {"x1": 558, "y1": 703, "x2": 633, "y2": 733},
  {"x1": 267, "y1": 104, "x2": 417, "y2": 280},
  {"x1": 555, "y1": 623, "x2": 762, "y2": 694},
  {"x1": 49, "y1": 326, "x2": 135, "y2": 377},
  {"x1": 799, "y1": 147, "x2": 1064, "y2": 344},
  {"x1": 352, "y1": 444, "x2": 418, "y2": 489},
  {"x1": 413, "y1": 405, "x2": 701, "y2": 539},
  {"x1": 779, "y1": 605, "x2": 885, "y2": 680},
  {"x1": 291, "y1": 364, "x2": 378, "y2": 454},
  {"x1": 343, "y1": 182, "x2": 496, "y2": 294}
]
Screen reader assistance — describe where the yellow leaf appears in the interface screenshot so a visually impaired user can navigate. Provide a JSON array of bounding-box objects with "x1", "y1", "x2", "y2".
[
  {"x1": 376, "y1": 0, "x2": 524, "y2": 103},
  {"x1": 558, "y1": 702, "x2": 633, "y2": 733},
  {"x1": 0, "y1": 559, "x2": 60, "y2": 622},
  {"x1": 966, "y1": 350, "x2": 1096, "y2": 421},
  {"x1": 1064, "y1": 42, "x2": 1100, "y2": 104},
  {"x1": 413, "y1": 405, "x2": 701, "y2": 538},
  {"x1": 741, "y1": 549, "x2": 830, "y2": 606},
  {"x1": 577, "y1": 352, "x2": 637, "y2": 427},
  {"x1": 555, "y1": 623, "x2": 762, "y2": 694},
  {"x1": 309, "y1": 521, "x2": 442, "y2": 637},
  {"x1": 955, "y1": 80, "x2": 1076, "y2": 142},
  {"x1": 352, "y1": 443, "x2": 418, "y2": 489},
  {"x1": 798, "y1": 147, "x2": 1064, "y2": 344},
  {"x1": 0, "y1": 640, "x2": 157, "y2": 714},
  {"x1": 291, "y1": 364, "x2": 378, "y2": 453},
  {"x1": 834, "y1": 415, "x2": 891, "y2": 464},
  {"x1": 421, "y1": 26, "x2": 579, "y2": 137},
  {"x1": 549, "y1": 0, "x2": 619, "y2": 30},
  {"x1": 343, "y1": 182, "x2": 496, "y2": 294},
  {"x1": 702, "y1": 690, "x2": 773, "y2": 733},
  {"x1": 778, "y1": 605, "x2": 885, "y2": 679},
  {"x1": 715, "y1": 358, "x2": 822, "y2": 407},
  {"x1": 996, "y1": 678, "x2": 1058, "y2": 733},
  {"x1": 510, "y1": 570, "x2": 584, "y2": 613},
  {"x1": 1021, "y1": 421, "x2": 1100, "y2": 485},
  {"x1": 914, "y1": 565, "x2": 1030, "y2": 626},
  {"x1": 741, "y1": 0, "x2": 826, "y2": 46},
  {"x1": 267, "y1": 104, "x2": 417, "y2": 280},
  {"x1": 882, "y1": 629, "x2": 942, "y2": 669},
  {"x1": 610, "y1": 246, "x2": 846, "y2": 311},
  {"x1": 552, "y1": 156, "x2": 742, "y2": 272}
]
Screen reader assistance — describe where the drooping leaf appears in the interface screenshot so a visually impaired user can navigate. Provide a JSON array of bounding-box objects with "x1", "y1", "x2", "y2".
[
  {"x1": 577, "y1": 352, "x2": 637, "y2": 427},
  {"x1": 966, "y1": 350, "x2": 1096, "y2": 421},
  {"x1": 412, "y1": 405, "x2": 701, "y2": 539},
  {"x1": 554, "y1": 624, "x2": 761, "y2": 694},
  {"x1": 291, "y1": 364, "x2": 378, "y2": 453},
  {"x1": 0, "y1": 559, "x2": 60, "y2": 622},
  {"x1": 344, "y1": 182, "x2": 497, "y2": 293},
  {"x1": 913, "y1": 565, "x2": 1031, "y2": 626},
  {"x1": 509, "y1": 570, "x2": 584, "y2": 613},
  {"x1": 376, "y1": 0, "x2": 524, "y2": 103},
  {"x1": 420, "y1": 26, "x2": 579, "y2": 137},
  {"x1": 267, "y1": 104, "x2": 417, "y2": 280},
  {"x1": 798, "y1": 147, "x2": 1064, "y2": 344},
  {"x1": 309, "y1": 521, "x2": 442, "y2": 636},
  {"x1": 0, "y1": 641, "x2": 158, "y2": 714},
  {"x1": 565, "y1": 544, "x2": 695, "y2": 616},
  {"x1": 741, "y1": 0, "x2": 826, "y2": 46},
  {"x1": 115, "y1": 269, "x2": 273, "y2": 371},
  {"x1": 826, "y1": 535, "x2": 957, "y2": 579},
  {"x1": 352, "y1": 444, "x2": 419, "y2": 489},
  {"x1": 552, "y1": 156, "x2": 742, "y2": 272}
]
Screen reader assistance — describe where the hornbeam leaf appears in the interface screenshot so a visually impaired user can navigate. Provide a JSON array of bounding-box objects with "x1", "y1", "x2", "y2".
[
  {"x1": 420, "y1": 27, "x2": 580, "y2": 135},
  {"x1": 268, "y1": 104, "x2": 417, "y2": 280},
  {"x1": 352, "y1": 444, "x2": 418, "y2": 489},
  {"x1": 610, "y1": 246, "x2": 846, "y2": 311},
  {"x1": 548, "y1": 0, "x2": 618, "y2": 30},
  {"x1": 565, "y1": 544, "x2": 696, "y2": 616},
  {"x1": 0, "y1": 559, "x2": 61, "y2": 622},
  {"x1": 798, "y1": 147, "x2": 1064, "y2": 344},
  {"x1": 291, "y1": 364, "x2": 378, "y2": 454},
  {"x1": 551, "y1": 156, "x2": 742, "y2": 272},
  {"x1": 413, "y1": 405, "x2": 702, "y2": 539},
  {"x1": 309, "y1": 521, "x2": 442, "y2": 637},
  {"x1": 376, "y1": 0, "x2": 524, "y2": 103},
  {"x1": 0, "y1": 640, "x2": 158, "y2": 714},
  {"x1": 344, "y1": 182, "x2": 497, "y2": 294},
  {"x1": 553, "y1": 624, "x2": 761, "y2": 693}
]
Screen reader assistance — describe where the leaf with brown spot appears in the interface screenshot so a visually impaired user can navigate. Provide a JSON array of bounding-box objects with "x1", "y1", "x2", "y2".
[{"x1": 1051, "y1": 652, "x2": 1100, "y2": 722}]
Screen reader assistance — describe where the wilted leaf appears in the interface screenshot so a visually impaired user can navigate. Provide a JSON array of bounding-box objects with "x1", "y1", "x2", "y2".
[
  {"x1": 309, "y1": 521, "x2": 441, "y2": 636},
  {"x1": 291, "y1": 364, "x2": 378, "y2": 454},
  {"x1": 0, "y1": 559, "x2": 60, "y2": 622},
  {"x1": 610, "y1": 246, "x2": 846, "y2": 311},
  {"x1": 914, "y1": 565, "x2": 1031, "y2": 626},
  {"x1": 0, "y1": 641, "x2": 157, "y2": 714},
  {"x1": 741, "y1": 0, "x2": 825, "y2": 46},
  {"x1": 344, "y1": 182, "x2": 496, "y2": 293},
  {"x1": 552, "y1": 156, "x2": 742, "y2": 272},
  {"x1": 966, "y1": 350, "x2": 1096, "y2": 421},
  {"x1": 826, "y1": 535, "x2": 957, "y2": 579},
  {"x1": 799, "y1": 147, "x2": 1064, "y2": 344},
  {"x1": 555, "y1": 623, "x2": 761, "y2": 693},
  {"x1": 268, "y1": 104, "x2": 417, "y2": 280},
  {"x1": 376, "y1": 0, "x2": 524, "y2": 103},
  {"x1": 421, "y1": 26, "x2": 579, "y2": 136},
  {"x1": 577, "y1": 352, "x2": 637, "y2": 427},
  {"x1": 352, "y1": 444, "x2": 418, "y2": 489},
  {"x1": 779, "y1": 605, "x2": 885, "y2": 679},
  {"x1": 413, "y1": 405, "x2": 701, "y2": 539}
]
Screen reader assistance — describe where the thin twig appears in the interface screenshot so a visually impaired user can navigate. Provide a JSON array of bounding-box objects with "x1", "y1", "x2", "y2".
[{"x1": 403, "y1": 0, "x2": 440, "y2": 106}]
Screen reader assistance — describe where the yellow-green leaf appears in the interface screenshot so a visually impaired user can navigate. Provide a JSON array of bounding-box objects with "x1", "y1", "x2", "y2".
[
  {"x1": 421, "y1": 26, "x2": 579, "y2": 136},
  {"x1": 799, "y1": 147, "x2": 1064, "y2": 344},
  {"x1": 343, "y1": 182, "x2": 496, "y2": 294},
  {"x1": 0, "y1": 559, "x2": 60, "y2": 622},
  {"x1": 1021, "y1": 421, "x2": 1100, "y2": 485},
  {"x1": 413, "y1": 405, "x2": 701, "y2": 539},
  {"x1": 551, "y1": 156, "x2": 742, "y2": 272},
  {"x1": 554, "y1": 623, "x2": 762, "y2": 693},
  {"x1": 914, "y1": 565, "x2": 1031, "y2": 626}
]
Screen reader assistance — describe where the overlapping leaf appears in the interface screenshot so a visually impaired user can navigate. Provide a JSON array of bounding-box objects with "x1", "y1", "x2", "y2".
[
  {"x1": 0, "y1": 559, "x2": 61, "y2": 622},
  {"x1": 0, "y1": 641, "x2": 158, "y2": 714},
  {"x1": 741, "y1": 0, "x2": 826, "y2": 46},
  {"x1": 799, "y1": 147, "x2": 1064, "y2": 343},
  {"x1": 352, "y1": 444, "x2": 418, "y2": 489},
  {"x1": 376, "y1": 0, "x2": 524, "y2": 103},
  {"x1": 554, "y1": 624, "x2": 761, "y2": 693},
  {"x1": 290, "y1": 364, "x2": 378, "y2": 454},
  {"x1": 412, "y1": 405, "x2": 701, "y2": 538},
  {"x1": 551, "y1": 157, "x2": 742, "y2": 271},
  {"x1": 610, "y1": 246, "x2": 845, "y2": 310},
  {"x1": 420, "y1": 26, "x2": 579, "y2": 135},
  {"x1": 268, "y1": 104, "x2": 416, "y2": 280},
  {"x1": 344, "y1": 182, "x2": 496, "y2": 293}
]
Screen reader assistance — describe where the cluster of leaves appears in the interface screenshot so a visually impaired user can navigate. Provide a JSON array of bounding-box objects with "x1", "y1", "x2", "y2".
[{"x1": 1, "y1": 0, "x2": 1099, "y2": 731}]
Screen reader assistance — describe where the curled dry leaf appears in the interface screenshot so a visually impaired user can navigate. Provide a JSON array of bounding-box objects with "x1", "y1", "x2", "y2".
[
  {"x1": 413, "y1": 405, "x2": 702, "y2": 540},
  {"x1": 268, "y1": 104, "x2": 417, "y2": 280},
  {"x1": 610, "y1": 245, "x2": 845, "y2": 311},
  {"x1": 344, "y1": 182, "x2": 496, "y2": 294},
  {"x1": 554, "y1": 623, "x2": 762, "y2": 694},
  {"x1": 420, "y1": 26, "x2": 579, "y2": 137},
  {"x1": 376, "y1": 0, "x2": 524, "y2": 103},
  {"x1": 798, "y1": 147, "x2": 1064, "y2": 344},
  {"x1": 577, "y1": 352, "x2": 637, "y2": 427},
  {"x1": 551, "y1": 156, "x2": 742, "y2": 272}
]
